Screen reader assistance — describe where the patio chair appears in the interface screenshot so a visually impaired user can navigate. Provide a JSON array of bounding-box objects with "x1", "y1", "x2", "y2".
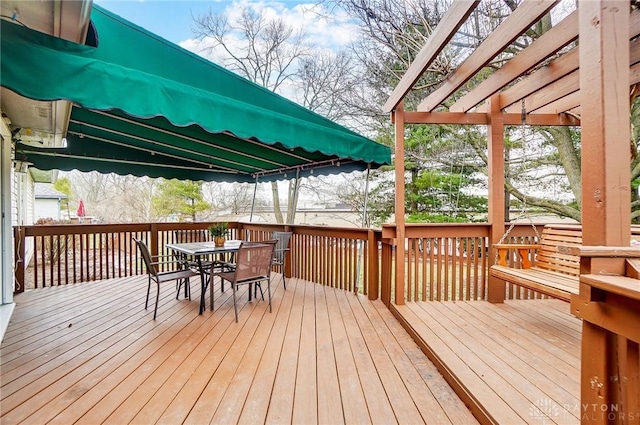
[
  {"x1": 133, "y1": 238, "x2": 199, "y2": 320},
  {"x1": 272, "y1": 231, "x2": 292, "y2": 289},
  {"x1": 212, "y1": 240, "x2": 277, "y2": 322},
  {"x1": 218, "y1": 241, "x2": 265, "y2": 301}
]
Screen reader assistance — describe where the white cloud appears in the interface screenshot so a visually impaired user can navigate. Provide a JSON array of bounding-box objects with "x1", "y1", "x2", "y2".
[
  {"x1": 177, "y1": 0, "x2": 359, "y2": 106},
  {"x1": 178, "y1": 0, "x2": 358, "y2": 52},
  {"x1": 180, "y1": 35, "x2": 246, "y2": 68}
]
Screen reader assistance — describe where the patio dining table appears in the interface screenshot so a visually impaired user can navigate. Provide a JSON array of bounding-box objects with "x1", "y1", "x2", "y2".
[{"x1": 166, "y1": 240, "x2": 242, "y2": 314}]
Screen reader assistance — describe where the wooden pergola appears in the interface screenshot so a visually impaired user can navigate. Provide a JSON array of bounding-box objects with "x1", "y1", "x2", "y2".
[{"x1": 386, "y1": 0, "x2": 639, "y2": 420}]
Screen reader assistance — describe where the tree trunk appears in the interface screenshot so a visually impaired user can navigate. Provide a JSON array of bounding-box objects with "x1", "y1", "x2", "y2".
[
  {"x1": 286, "y1": 178, "x2": 301, "y2": 224},
  {"x1": 546, "y1": 127, "x2": 582, "y2": 207},
  {"x1": 271, "y1": 181, "x2": 284, "y2": 223}
]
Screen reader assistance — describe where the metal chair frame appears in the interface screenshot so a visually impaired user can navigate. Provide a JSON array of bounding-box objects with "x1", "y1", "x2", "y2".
[
  {"x1": 213, "y1": 240, "x2": 277, "y2": 322},
  {"x1": 272, "y1": 231, "x2": 292, "y2": 289},
  {"x1": 134, "y1": 238, "x2": 199, "y2": 320}
]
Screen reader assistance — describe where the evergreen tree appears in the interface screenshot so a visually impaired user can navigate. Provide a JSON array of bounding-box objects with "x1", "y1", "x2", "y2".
[{"x1": 151, "y1": 180, "x2": 210, "y2": 222}]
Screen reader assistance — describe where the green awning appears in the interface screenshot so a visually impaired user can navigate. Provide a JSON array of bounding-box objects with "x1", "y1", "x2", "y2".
[{"x1": 1, "y1": 5, "x2": 391, "y2": 182}]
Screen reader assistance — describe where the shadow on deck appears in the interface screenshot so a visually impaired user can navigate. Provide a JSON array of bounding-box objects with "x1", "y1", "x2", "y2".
[{"x1": 1, "y1": 275, "x2": 476, "y2": 424}]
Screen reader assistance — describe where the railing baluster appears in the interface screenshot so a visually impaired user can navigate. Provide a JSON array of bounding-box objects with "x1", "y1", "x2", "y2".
[
  {"x1": 48, "y1": 235, "x2": 54, "y2": 286},
  {"x1": 14, "y1": 221, "x2": 520, "y2": 301},
  {"x1": 55, "y1": 234, "x2": 60, "y2": 285},
  {"x1": 117, "y1": 232, "x2": 122, "y2": 278},
  {"x1": 464, "y1": 238, "x2": 471, "y2": 301},
  {"x1": 63, "y1": 233, "x2": 68, "y2": 285},
  {"x1": 34, "y1": 236, "x2": 40, "y2": 288}
]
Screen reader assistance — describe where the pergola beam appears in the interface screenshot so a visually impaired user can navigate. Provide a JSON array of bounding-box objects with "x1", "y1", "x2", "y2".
[
  {"x1": 417, "y1": 0, "x2": 559, "y2": 112},
  {"x1": 503, "y1": 70, "x2": 578, "y2": 114},
  {"x1": 503, "y1": 35, "x2": 640, "y2": 113},
  {"x1": 476, "y1": 47, "x2": 578, "y2": 113},
  {"x1": 450, "y1": 10, "x2": 578, "y2": 113},
  {"x1": 476, "y1": 10, "x2": 640, "y2": 114},
  {"x1": 402, "y1": 111, "x2": 580, "y2": 126},
  {"x1": 382, "y1": 0, "x2": 479, "y2": 113},
  {"x1": 525, "y1": 59, "x2": 640, "y2": 115},
  {"x1": 532, "y1": 91, "x2": 581, "y2": 115}
]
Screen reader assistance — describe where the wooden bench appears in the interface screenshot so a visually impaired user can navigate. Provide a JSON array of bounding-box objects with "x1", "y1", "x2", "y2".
[
  {"x1": 490, "y1": 224, "x2": 583, "y2": 301},
  {"x1": 490, "y1": 224, "x2": 640, "y2": 301}
]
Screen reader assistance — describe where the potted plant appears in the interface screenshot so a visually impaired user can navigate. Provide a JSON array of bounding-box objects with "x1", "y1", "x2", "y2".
[{"x1": 208, "y1": 222, "x2": 229, "y2": 246}]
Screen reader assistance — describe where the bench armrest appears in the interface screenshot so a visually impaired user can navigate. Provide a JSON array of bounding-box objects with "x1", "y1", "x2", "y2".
[
  {"x1": 559, "y1": 245, "x2": 640, "y2": 258},
  {"x1": 493, "y1": 244, "x2": 541, "y2": 268}
]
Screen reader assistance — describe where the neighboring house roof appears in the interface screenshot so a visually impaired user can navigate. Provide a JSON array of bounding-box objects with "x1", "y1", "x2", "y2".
[{"x1": 34, "y1": 183, "x2": 68, "y2": 200}]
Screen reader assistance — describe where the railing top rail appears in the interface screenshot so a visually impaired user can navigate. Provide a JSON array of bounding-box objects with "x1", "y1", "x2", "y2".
[
  {"x1": 382, "y1": 222, "x2": 553, "y2": 229},
  {"x1": 383, "y1": 222, "x2": 491, "y2": 239},
  {"x1": 239, "y1": 222, "x2": 378, "y2": 239},
  {"x1": 154, "y1": 222, "x2": 240, "y2": 231},
  {"x1": 15, "y1": 221, "x2": 243, "y2": 236},
  {"x1": 289, "y1": 227, "x2": 372, "y2": 238},
  {"x1": 387, "y1": 222, "x2": 493, "y2": 228},
  {"x1": 15, "y1": 221, "x2": 381, "y2": 239},
  {"x1": 17, "y1": 223, "x2": 154, "y2": 236}
]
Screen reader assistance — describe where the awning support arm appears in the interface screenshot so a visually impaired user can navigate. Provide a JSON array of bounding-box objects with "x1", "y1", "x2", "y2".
[
  {"x1": 362, "y1": 165, "x2": 371, "y2": 227},
  {"x1": 250, "y1": 175, "x2": 259, "y2": 222}
]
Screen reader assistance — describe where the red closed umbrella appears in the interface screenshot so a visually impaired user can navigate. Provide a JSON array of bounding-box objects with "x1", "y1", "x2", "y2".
[{"x1": 77, "y1": 199, "x2": 86, "y2": 221}]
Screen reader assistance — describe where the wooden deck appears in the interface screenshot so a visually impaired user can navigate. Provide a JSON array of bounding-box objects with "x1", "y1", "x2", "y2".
[
  {"x1": 0, "y1": 275, "x2": 476, "y2": 425},
  {"x1": 392, "y1": 299, "x2": 581, "y2": 425}
]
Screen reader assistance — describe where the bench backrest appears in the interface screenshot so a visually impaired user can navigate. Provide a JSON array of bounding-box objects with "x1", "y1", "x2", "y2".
[
  {"x1": 534, "y1": 224, "x2": 640, "y2": 277},
  {"x1": 534, "y1": 225, "x2": 582, "y2": 277}
]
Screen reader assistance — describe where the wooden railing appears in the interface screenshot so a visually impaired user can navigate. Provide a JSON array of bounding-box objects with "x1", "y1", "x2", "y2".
[
  {"x1": 13, "y1": 222, "x2": 242, "y2": 292},
  {"x1": 13, "y1": 222, "x2": 380, "y2": 296},
  {"x1": 14, "y1": 221, "x2": 546, "y2": 301},
  {"x1": 379, "y1": 223, "x2": 544, "y2": 303},
  {"x1": 241, "y1": 223, "x2": 379, "y2": 296}
]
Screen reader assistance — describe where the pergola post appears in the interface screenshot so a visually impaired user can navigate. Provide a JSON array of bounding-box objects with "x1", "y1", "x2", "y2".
[
  {"x1": 487, "y1": 94, "x2": 506, "y2": 303},
  {"x1": 394, "y1": 102, "x2": 406, "y2": 305},
  {"x1": 578, "y1": 0, "x2": 631, "y2": 418},
  {"x1": 580, "y1": 2, "x2": 630, "y2": 249}
]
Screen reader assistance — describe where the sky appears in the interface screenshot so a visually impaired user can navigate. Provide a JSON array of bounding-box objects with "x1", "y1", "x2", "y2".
[
  {"x1": 94, "y1": 1, "x2": 235, "y2": 43},
  {"x1": 93, "y1": 0, "x2": 356, "y2": 48}
]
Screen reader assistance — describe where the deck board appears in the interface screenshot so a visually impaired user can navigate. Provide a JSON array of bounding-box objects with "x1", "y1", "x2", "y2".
[
  {"x1": 335, "y1": 283, "x2": 398, "y2": 425},
  {"x1": 2, "y1": 275, "x2": 471, "y2": 425},
  {"x1": 315, "y1": 281, "x2": 345, "y2": 425},
  {"x1": 236, "y1": 278, "x2": 299, "y2": 425},
  {"x1": 394, "y1": 299, "x2": 580, "y2": 425},
  {"x1": 343, "y1": 290, "x2": 426, "y2": 424},
  {"x1": 264, "y1": 277, "x2": 304, "y2": 425},
  {"x1": 291, "y1": 273, "x2": 319, "y2": 424},
  {"x1": 324, "y1": 278, "x2": 371, "y2": 424}
]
